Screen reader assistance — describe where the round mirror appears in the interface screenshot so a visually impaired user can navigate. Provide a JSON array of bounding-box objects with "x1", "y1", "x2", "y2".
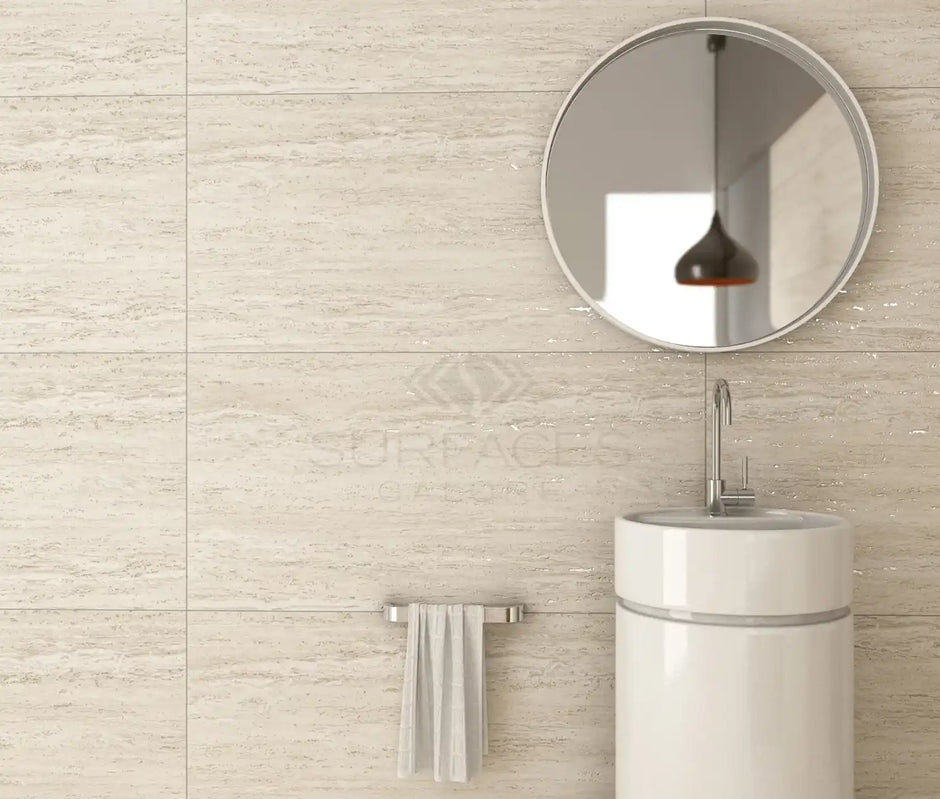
[{"x1": 542, "y1": 18, "x2": 878, "y2": 351}]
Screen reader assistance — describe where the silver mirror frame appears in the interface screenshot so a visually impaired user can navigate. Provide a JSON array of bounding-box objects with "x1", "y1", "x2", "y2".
[{"x1": 541, "y1": 17, "x2": 879, "y2": 353}]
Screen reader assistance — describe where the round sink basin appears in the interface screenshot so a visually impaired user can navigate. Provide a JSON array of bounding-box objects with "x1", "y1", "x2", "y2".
[{"x1": 616, "y1": 507, "x2": 853, "y2": 616}]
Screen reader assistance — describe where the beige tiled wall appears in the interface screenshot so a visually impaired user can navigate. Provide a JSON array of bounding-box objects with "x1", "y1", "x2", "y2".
[
  {"x1": 189, "y1": 612, "x2": 615, "y2": 797},
  {"x1": 187, "y1": 352, "x2": 701, "y2": 611},
  {"x1": 0, "y1": 1, "x2": 938, "y2": 797}
]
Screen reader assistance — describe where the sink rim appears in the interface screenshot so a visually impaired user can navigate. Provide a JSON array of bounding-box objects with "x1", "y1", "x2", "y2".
[{"x1": 621, "y1": 506, "x2": 848, "y2": 531}]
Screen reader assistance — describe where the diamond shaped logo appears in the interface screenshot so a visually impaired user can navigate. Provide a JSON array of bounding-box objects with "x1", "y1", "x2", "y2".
[{"x1": 408, "y1": 355, "x2": 530, "y2": 410}]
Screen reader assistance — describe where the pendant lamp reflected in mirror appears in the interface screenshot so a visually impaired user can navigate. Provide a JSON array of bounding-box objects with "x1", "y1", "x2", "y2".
[
  {"x1": 675, "y1": 211, "x2": 759, "y2": 286},
  {"x1": 675, "y1": 35, "x2": 759, "y2": 287}
]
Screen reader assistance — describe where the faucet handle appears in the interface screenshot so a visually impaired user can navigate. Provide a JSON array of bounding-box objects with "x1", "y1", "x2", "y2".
[{"x1": 721, "y1": 455, "x2": 756, "y2": 508}]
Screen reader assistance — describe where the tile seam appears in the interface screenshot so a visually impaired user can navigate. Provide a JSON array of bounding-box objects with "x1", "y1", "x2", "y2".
[
  {"x1": 184, "y1": 0, "x2": 190, "y2": 795},
  {"x1": 1, "y1": 608, "x2": 930, "y2": 618},
  {"x1": 0, "y1": 350, "x2": 936, "y2": 356},
  {"x1": 0, "y1": 86, "x2": 935, "y2": 101}
]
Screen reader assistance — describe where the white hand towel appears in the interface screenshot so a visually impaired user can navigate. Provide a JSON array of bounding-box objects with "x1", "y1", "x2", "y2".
[{"x1": 397, "y1": 603, "x2": 487, "y2": 783}]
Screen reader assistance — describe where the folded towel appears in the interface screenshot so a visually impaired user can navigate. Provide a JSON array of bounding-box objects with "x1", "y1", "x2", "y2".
[{"x1": 397, "y1": 603, "x2": 487, "y2": 782}]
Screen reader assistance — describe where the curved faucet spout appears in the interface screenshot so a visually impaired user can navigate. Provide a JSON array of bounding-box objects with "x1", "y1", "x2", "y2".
[
  {"x1": 707, "y1": 378, "x2": 755, "y2": 515},
  {"x1": 710, "y1": 379, "x2": 731, "y2": 502},
  {"x1": 713, "y1": 378, "x2": 732, "y2": 426}
]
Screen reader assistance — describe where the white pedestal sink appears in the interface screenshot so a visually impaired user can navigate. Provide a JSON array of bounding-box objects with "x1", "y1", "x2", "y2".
[{"x1": 615, "y1": 507, "x2": 854, "y2": 799}]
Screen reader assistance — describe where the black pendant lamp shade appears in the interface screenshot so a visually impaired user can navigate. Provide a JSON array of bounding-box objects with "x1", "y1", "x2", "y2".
[
  {"x1": 675, "y1": 34, "x2": 759, "y2": 287},
  {"x1": 675, "y1": 211, "x2": 759, "y2": 286}
]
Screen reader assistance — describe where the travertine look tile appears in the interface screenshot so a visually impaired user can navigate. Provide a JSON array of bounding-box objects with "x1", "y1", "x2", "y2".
[
  {"x1": 708, "y1": 0, "x2": 940, "y2": 89},
  {"x1": 0, "y1": 97, "x2": 185, "y2": 351},
  {"x1": 706, "y1": 354, "x2": 940, "y2": 615},
  {"x1": 187, "y1": 91, "x2": 940, "y2": 354},
  {"x1": 188, "y1": 93, "x2": 639, "y2": 352},
  {"x1": 0, "y1": 356, "x2": 185, "y2": 608},
  {"x1": 188, "y1": 0, "x2": 697, "y2": 93},
  {"x1": 188, "y1": 353, "x2": 703, "y2": 611},
  {"x1": 856, "y1": 616, "x2": 940, "y2": 798},
  {"x1": 0, "y1": 611, "x2": 185, "y2": 798},
  {"x1": 756, "y1": 90, "x2": 940, "y2": 351},
  {"x1": 188, "y1": 611, "x2": 613, "y2": 797},
  {"x1": 188, "y1": 613, "x2": 940, "y2": 798},
  {"x1": 0, "y1": 0, "x2": 185, "y2": 95}
]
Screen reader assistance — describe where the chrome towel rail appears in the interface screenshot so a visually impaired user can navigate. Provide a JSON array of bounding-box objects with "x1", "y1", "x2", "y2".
[{"x1": 384, "y1": 603, "x2": 525, "y2": 624}]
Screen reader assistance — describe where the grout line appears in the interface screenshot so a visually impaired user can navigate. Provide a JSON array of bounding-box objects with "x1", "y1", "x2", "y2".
[
  {"x1": 199, "y1": 609, "x2": 620, "y2": 615},
  {"x1": 703, "y1": 353, "x2": 709, "y2": 492},
  {"x1": 0, "y1": 352, "x2": 940, "y2": 360},
  {"x1": 0, "y1": 350, "x2": 938, "y2": 358},
  {"x1": 1, "y1": 349, "x2": 940, "y2": 356},
  {"x1": 184, "y1": 2, "x2": 190, "y2": 796},
  {"x1": 195, "y1": 348, "x2": 940, "y2": 354},
  {"x1": 184, "y1": 350, "x2": 676, "y2": 356},
  {"x1": 0, "y1": 93, "x2": 186, "y2": 99},
  {"x1": 189, "y1": 89, "x2": 568, "y2": 97},
  {"x1": 0, "y1": 607, "x2": 932, "y2": 618},
  {"x1": 0, "y1": 608, "x2": 612, "y2": 614},
  {"x1": 0, "y1": 608, "x2": 608, "y2": 614},
  {"x1": 0, "y1": 86, "x2": 936, "y2": 101},
  {"x1": 199, "y1": 86, "x2": 939, "y2": 93},
  {"x1": 0, "y1": 608, "x2": 189, "y2": 613},
  {"x1": 0, "y1": 352, "x2": 190, "y2": 356}
]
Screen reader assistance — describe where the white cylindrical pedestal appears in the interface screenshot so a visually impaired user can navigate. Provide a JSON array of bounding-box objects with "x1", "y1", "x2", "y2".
[{"x1": 615, "y1": 510, "x2": 854, "y2": 799}]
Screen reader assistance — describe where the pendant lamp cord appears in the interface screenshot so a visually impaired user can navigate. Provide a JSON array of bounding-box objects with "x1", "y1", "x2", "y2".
[
  {"x1": 710, "y1": 35, "x2": 723, "y2": 211},
  {"x1": 714, "y1": 44, "x2": 718, "y2": 209}
]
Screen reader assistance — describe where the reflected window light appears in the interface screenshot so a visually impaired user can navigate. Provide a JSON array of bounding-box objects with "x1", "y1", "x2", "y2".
[
  {"x1": 663, "y1": 620, "x2": 689, "y2": 680},
  {"x1": 662, "y1": 528, "x2": 688, "y2": 607},
  {"x1": 605, "y1": 193, "x2": 717, "y2": 345}
]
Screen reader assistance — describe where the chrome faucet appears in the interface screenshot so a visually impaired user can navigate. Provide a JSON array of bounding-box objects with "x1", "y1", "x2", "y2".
[{"x1": 706, "y1": 378, "x2": 756, "y2": 515}]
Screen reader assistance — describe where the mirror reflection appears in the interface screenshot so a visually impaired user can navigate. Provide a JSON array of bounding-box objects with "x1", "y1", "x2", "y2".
[{"x1": 543, "y1": 27, "x2": 872, "y2": 350}]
